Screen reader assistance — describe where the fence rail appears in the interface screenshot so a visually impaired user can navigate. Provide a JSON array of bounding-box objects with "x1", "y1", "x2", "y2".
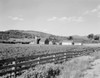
[{"x1": 0, "y1": 48, "x2": 100, "y2": 78}]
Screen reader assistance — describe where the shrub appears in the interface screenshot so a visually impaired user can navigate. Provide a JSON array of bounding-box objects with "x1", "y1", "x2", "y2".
[{"x1": 22, "y1": 63, "x2": 64, "y2": 78}]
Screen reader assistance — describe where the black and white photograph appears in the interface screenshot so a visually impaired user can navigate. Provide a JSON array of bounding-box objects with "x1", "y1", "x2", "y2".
[{"x1": 0, "y1": 0, "x2": 100, "y2": 78}]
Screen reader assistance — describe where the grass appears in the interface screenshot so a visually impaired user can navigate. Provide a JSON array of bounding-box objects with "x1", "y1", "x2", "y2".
[{"x1": 20, "y1": 55, "x2": 96, "y2": 78}]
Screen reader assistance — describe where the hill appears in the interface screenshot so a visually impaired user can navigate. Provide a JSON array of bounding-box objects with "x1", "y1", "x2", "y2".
[
  {"x1": 0, "y1": 30, "x2": 100, "y2": 43},
  {"x1": 0, "y1": 30, "x2": 67, "y2": 41}
]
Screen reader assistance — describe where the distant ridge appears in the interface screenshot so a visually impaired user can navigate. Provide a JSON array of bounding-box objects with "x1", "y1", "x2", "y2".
[
  {"x1": 0, "y1": 30, "x2": 67, "y2": 41},
  {"x1": 0, "y1": 30, "x2": 100, "y2": 43}
]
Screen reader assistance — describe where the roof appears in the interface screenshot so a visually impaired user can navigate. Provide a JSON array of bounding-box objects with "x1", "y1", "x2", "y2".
[{"x1": 60, "y1": 40, "x2": 73, "y2": 43}]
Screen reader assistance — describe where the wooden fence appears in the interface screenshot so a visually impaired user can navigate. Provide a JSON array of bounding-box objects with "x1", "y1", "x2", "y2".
[{"x1": 0, "y1": 48, "x2": 99, "y2": 78}]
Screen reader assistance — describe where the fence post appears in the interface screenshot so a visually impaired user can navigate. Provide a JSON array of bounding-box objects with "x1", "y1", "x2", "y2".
[
  {"x1": 14, "y1": 58, "x2": 17, "y2": 78},
  {"x1": 64, "y1": 53, "x2": 67, "y2": 61},
  {"x1": 52, "y1": 55, "x2": 55, "y2": 62},
  {"x1": 37, "y1": 57, "x2": 40, "y2": 64},
  {"x1": 11, "y1": 60, "x2": 16, "y2": 78}
]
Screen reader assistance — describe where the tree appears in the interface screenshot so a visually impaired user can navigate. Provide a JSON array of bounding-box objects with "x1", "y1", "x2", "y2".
[
  {"x1": 87, "y1": 34, "x2": 94, "y2": 40},
  {"x1": 94, "y1": 36, "x2": 99, "y2": 40},
  {"x1": 45, "y1": 38, "x2": 49, "y2": 44},
  {"x1": 49, "y1": 35, "x2": 59, "y2": 42},
  {"x1": 68, "y1": 36, "x2": 73, "y2": 40}
]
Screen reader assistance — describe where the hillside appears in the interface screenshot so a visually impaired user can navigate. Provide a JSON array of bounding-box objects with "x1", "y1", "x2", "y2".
[
  {"x1": 0, "y1": 30, "x2": 100, "y2": 43},
  {"x1": 0, "y1": 30, "x2": 68, "y2": 41}
]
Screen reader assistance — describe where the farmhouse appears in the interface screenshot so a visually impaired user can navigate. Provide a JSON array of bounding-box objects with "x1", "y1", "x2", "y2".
[
  {"x1": 61, "y1": 40, "x2": 73, "y2": 45},
  {"x1": 39, "y1": 38, "x2": 45, "y2": 45},
  {"x1": 73, "y1": 42, "x2": 82, "y2": 45},
  {"x1": 49, "y1": 41, "x2": 53, "y2": 45},
  {"x1": 73, "y1": 40, "x2": 83, "y2": 45},
  {"x1": 33, "y1": 36, "x2": 41, "y2": 44}
]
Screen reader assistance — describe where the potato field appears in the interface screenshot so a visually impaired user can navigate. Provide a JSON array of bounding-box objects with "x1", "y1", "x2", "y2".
[{"x1": 0, "y1": 43, "x2": 100, "y2": 60}]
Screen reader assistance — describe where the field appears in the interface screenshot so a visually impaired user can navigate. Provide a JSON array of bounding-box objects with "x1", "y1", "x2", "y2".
[
  {"x1": 0, "y1": 43, "x2": 100, "y2": 60},
  {"x1": 0, "y1": 43, "x2": 100, "y2": 78}
]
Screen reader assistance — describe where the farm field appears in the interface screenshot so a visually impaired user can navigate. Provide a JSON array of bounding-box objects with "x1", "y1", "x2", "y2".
[
  {"x1": 0, "y1": 43, "x2": 100, "y2": 78},
  {"x1": 0, "y1": 43, "x2": 100, "y2": 60}
]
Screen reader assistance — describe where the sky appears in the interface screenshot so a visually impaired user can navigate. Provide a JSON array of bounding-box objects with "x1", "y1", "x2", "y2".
[{"x1": 0, "y1": 0, "x2": 100, "y2": 36}]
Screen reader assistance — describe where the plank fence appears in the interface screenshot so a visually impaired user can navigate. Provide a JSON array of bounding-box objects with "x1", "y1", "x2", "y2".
[{"x1": 0, "y1": 48, "x2": 99, "y2": 78}]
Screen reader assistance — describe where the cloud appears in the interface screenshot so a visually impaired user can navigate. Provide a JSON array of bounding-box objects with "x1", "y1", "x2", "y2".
[
  {"x1": 48, "y1": 16, "x2": 84, "y2": 22},
  {"x1": 47, "y1": 17, "x2": 57, "y2": 21},
  {"x1": 91, "y1": 5, "x2": 100, "y2": 13},
  {"x1": 8, "y1": 16, "x2": 24, "y2": 21},
  {"x1": 59, "y1": 17, "x2": 67, "y2": 21},
  {"x1": 71, "y1": 16, "x2": 83, "y2": 22},
  {"x1": 83, "y1": 5, "x2": 100, "y2": 16}
]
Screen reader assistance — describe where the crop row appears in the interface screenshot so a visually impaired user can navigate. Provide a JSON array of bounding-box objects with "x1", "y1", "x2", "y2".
[{"x1": 0, "y1": 43, "x2": 100, "y2": 60}]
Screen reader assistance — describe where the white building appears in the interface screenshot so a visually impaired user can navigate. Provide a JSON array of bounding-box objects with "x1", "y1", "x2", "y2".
[
  {"x1": 39, "y1": 41, "x2": 45, "y2": 45},
  {"x1": 49, "y1": 41, "x2": 53, "y2": 45},
  {"x1": 61, "y1": 40, "x2": 73, "y2": 45},
  {"x1": 74, "y1": 42, "x2": 82, "y2": 45}
]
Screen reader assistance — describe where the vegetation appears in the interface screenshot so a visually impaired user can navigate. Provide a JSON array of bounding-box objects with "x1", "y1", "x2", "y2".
[
  {"x1": 67, "y1": 36, "x2": 73, "y2": 40},
  {"x1": 0, "y1": 30, "x2": 67, "y2": 41},
  {"x1": 0, "y1": 43, "x2": 100, "y2": 78},
  {"x1": 0, "y1": 43, "x2": 100, "y2": 60},
  {"x1": 0, "y1": 44, "x2": 83, "y2": 60},
  {"x1": 20, "y1": 55, "x2": 100, "y2": 78},
  {"x1": 0, "y1": 30, "x2": 100, "y2": 78},
  {"x1": 87, "y1": 34, "x2": 94, "y2": 40},
  {"x1": 20, "y1": 49, "x2": 100, "y2": 78},
  {"x1": 87, "y1": 34, "x2": 100, "y2": 41},
  {"x1": 0, "y1": 30, "x2": 100, "y2": 44},
  {"x1": 94, "y1": 35, "x2": 99, "y2": 40}
]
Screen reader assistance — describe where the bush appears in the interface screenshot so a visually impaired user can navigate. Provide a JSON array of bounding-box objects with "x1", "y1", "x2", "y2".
[{"x1": 23, "y1": 63, "x2": 64, "y2": 78}]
